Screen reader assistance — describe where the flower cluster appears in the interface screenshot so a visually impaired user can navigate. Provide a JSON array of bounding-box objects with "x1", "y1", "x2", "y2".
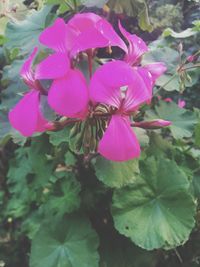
[{"x1": 9, "y1": 12, "x2": 170, "y2": 162}]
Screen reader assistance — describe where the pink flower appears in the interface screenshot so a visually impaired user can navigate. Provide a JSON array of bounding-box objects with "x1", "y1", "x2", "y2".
[
  {"x1": 45, "y1": 60, "x2": 154, "y2": 161},
  {"x1": 178, "y1": 99, "x2": 186, "y2": 108},
  {"x1": 35, "y1": 13, "x2": 127, "y2": 80},
  {"x1": 8, "y1": 13, "x2": 169, "y2": 162},
  {"x1": 90, "y1": 61, "x2": 153, "y2": 161},
  {"x1": 9, "y1": 48, "x2": 49, "y2": 137},
  {"x1": 119, "y1": 22, "x2": 167, "y2": 81},
  {"x1": 35, "y1": 13, "x2": 128, "y2": 117}
]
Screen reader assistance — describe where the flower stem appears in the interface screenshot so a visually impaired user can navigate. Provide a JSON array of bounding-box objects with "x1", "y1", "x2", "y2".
[
  {"x1": 154, "y1": 73, "x2": 178, "y2": 95},
  {"x1": 49, "y1": 118, "x2": 80, "y2": 131},
  {"x1": 86, "y1": 49, "x2": 93, "y2": 79}
]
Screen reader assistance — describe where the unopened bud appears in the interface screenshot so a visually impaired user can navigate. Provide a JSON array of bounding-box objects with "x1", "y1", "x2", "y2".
[
  {"x1": 164, "y1": 98, "x2": 172, "y2": 103},
  {"x1": 133, "y1": 119, "x2": 171, "y2": 129},
  {"x1": 178, "y1": 99, "x2": 186, "y2": 108},
  {"x1": 187, "y1": 55, "x2": 195, "y2": 62}
]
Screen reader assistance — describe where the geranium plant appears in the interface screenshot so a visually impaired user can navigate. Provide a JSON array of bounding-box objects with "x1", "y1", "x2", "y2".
[
  {"x1": 9, "y1": 13, "x2": 169, "y2": 161},
  {"x1": 0, "y1": 1, "x2": 200, "y2": 267}
]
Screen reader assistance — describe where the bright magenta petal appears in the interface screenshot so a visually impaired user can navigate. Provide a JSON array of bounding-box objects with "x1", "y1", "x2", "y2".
[
  {"x1": 144, "y1": 62, "x2": 167, "y2": 83},
  {"x1": 123, "y1": 68, "x2": 153, "y2": 112},
  {"x1": 90, "y1": 61, "x2": 135, "y2": 108},
  {"x1": 136, "y1": 67, "x2": 153, "y2": 93},
  {"x1": 96, "y1": 19, "x2": 127, "y2": 52},
  {"x1": 98, "y1": 115, "x2": 140, "y2": 161},
  {"x1": 71, "y1": 28, "x2": 109, "y2": 56},
  {"x1": 36, "y1": 108, "x2": 49, "y2": 132},
  {"x1": 68, "y1": 12, "x2": 101, "y2": 31},
  {"x1": 9, "y1": 91, "x2": 46, "y2": 136},
  {"x1": 35, "y1": 52, "x2": 70, "y2": 80},
  {"x1": 20, "y1": 47, "x2": 38, "y2": 86},
  {"x1": 48, "y1": 69, "x2": 89, "y2": 118},
  {"x1": 39, "y1": 18, "x2": 73, "y2": 53},
  {"x1": 69, "y1": 13, "x2": 127, "y2": 56},
  {"x1": 119, "y1": 21, "x2": 148, "y2": 65}
]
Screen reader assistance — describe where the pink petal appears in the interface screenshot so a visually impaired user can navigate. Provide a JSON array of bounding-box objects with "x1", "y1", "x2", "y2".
[
  {"x1": 90, "y1": 60, "x2": 135, "y2": 108},
  {"x1": 36, "y1": 109, "x2": 49, "y2": 132},
  {"x1": 98, "y1": 115, "x2": 140, "y2": 161},
  {"x1": 119, "y1": 21, "x2": 148, "y2": 65},
  {"x1": 35, "y1": 52, "x2": 70, "y2": 80},
  {"x1": 136, "y1": 67, "x2": 153, "y2": 93},
  {"x1": 48, "y1": 69, "x2": 89, "y2": 118},
  {"x1": 9, "y1": 91, "x2": 46, "y2": 136},
  {"x1": 68, "y1": 12, "x2": 101, "y2": 31},
  {"x1": 123, "y1": 68, "x2": 153, "y2": 112},
  {"x1": 20, "y1": 47, "x2": 38, "y2": 86},
  {"x1": 69, "y1": 13, "x2": 127, "y2": 56},
  {"x1": 39, "y1": 18, "x2": 76, "y2": 53},
  {"x1": 70, "y1": 28, "x2": 109, "y2": 57},
  {"x1": 95, "y1": 19, "x2": 127, "y2": 52},
  {"x1": 143, "y1": 62, "x2": 167, "y2": 83}
]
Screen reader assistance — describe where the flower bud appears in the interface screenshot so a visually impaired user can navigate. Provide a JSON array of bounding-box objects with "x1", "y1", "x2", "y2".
[
  {"x1": 133, "y1": 119, "x2": 171, "y2": 129},
  {"x1": 178, "y1": 99, "x2": 186, "y2": 108},
  {"x1": 187, "y1": 55, "x2": 195, "y2": 62}
]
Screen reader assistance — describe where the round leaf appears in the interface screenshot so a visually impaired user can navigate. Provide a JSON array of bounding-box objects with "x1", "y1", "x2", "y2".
[
  {"x1": 112, "y1": 157, "x2": 196, "y2": 250},
  {"x1": 93, "y1": 157, "x2": 140, "y2": 188},
  {"x1": 30, "y1": 213, "x2": 99, "y2": 267},
  {"x1": 146, "y1": 102, "x2": 197, "y2": 139}
]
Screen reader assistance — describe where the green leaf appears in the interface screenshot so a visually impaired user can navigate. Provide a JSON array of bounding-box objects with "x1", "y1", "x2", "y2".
[
  {"x1": 81, "y1": 0, "x2": 108, "y2": 8},
  {"x1": 163, "y1": 27, "x2": 197, "y2": 38},
  {"x1": 147, "y1": 132, "x2": 173, "y2": 157},
  {"x1": 142, "y1": 47, "x2": 179, "y2": 72},
  {"x1": 93, "y1": 157, "x2": 140, "y2": 188},
  {"x1": 195, "y1": 122, "x2": 200, "y2": 147},
  {"x1": 134, "y1": 128, "x2": 149, "y2": 147},
  {"x1": 112, "y1": 157, "x2": 196, "y2": 250},
  {"x1": 142, "y1": 46, "x2": 183, "y2": 91},
  {"x1": 1, "y1": 59, "x2": 27, "y2": 107},
  {"x1": 28, "y1": 135, "x2": 53, "y2": 186},
  {"x1": 192, "y1": 172, "x2": 200, "y2": 198},
  {"x1": 45, "y1": 0, "x2": 79, "y2": 14},
  {"x1": 30, "y1": 213, "x2": 99, "y2": 267},
  {"x1": 6, "y1": 147, "x2": 33, "y2": 217},
  {"x1": 45, "y1": 0, "x2": 71, "y2": 13},
  {"x1": 148, "y1": 102, "x2": 197, "y2": 139},
  {"x1": 156, "y1": 74, "x2": 180, "y2": 91},
  {"x1": 41, "y1": 174, "x2": 81, "y2": 217},
  {"x1": 65, "y1": 151, "x2": 77, "y2": 165},
  {"x1": 0, "y1": 17, "x2": 8, "y2": 35},
  {"x1": 108, "y1": 0, "x2": 152, "y2": 32},
  {"x1": 4, "y1": 6, "x2": 54, "y2": 56},
  {"x1": 138, "y1": 3, "x2": 153, "y2": 32},
  {"x1": 48, "y1": 127, "x2": 71, "y2": 146},
  {"x1": 0, "y1": 109, "x2": 12, "y2": 145},
  {"x1": 99, "y1": 231, "x2": 156, "y2": 267}
]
